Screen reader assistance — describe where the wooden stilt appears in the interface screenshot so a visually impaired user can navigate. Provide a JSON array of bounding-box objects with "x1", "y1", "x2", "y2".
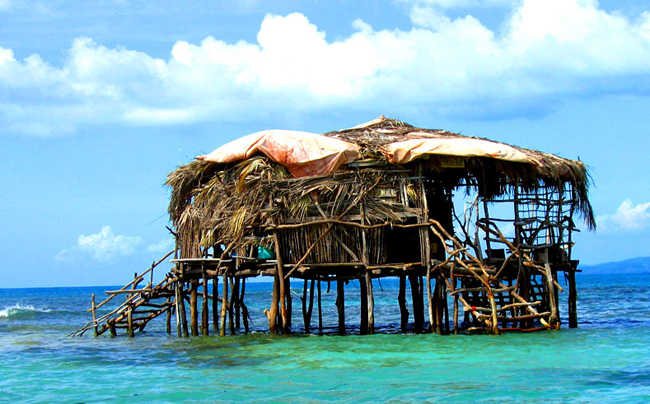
[
  {"x1": 233, "y1": 277, "x2": 241, "y2": 329},
  {"x1": 365, "y1": 271, "x2": 375, "y2": 335},
  {"x1": 108, "y1": 319, "x2": 116, "y2": 337},
  {"x1": 220, "y1": 273, "x2": 228, "y2": 336},
  {"x1": 285, "y1": 277, "x2": 292, "y2": 330},
  {"x1": 179, "y1": 283, "x2": 189, "y2": 337},
  {"x1": 545, "y1": 263, "x2": 559, "y2": 328},
  {"x1": 409, "y1": 275, "x2": 424, "y2": 333},
  {"x1": 442, "y1": 277, "x2": 450, "y2": 335},
  {"x1": 91, "y1": 294, "x2": 98, "y2": 337},
  {"x1": 360, "y1": 278, "x2": 368, "y2": 334},
  {"x1": 426, "y1": 268, "x2": 434, "y2": 334},
  {"x1": 433, "y1": 275, "x2": 442, "y2": 334},
  {"x1": 175, "y1": 282, "x2": 182, "y2": 337},
  {"x1": 568, "y1": 268, "x2": 578, "y2": 328},
  {"x1": 398, "y1": 274, "x2": 409, "y2": 332},
  {"x1": 336, "y1": 278, "x2": 345, "y2": 335},
  {"x1": 202, "y1": 268, "x2": 209, "y2": 336},
  {"x1": 317, "y1": 280, "x2": 323, "y2": 333},
  {"x1": 190, "y1": 280, "x2": 199, "y2": 336},
  {"x1": 272, "y1": 231, "x2": 289, "y2": 334},
  {"x1": 166, "y1": 296, "x2": 172, "y2": 335},
  {"x1": 228, "y1": 277, "x2": 236, "y2": 335},
  {"x1": 267, "y1": 274, "x2": 279, "y2": 334},
  {"x1": 241, "y1": 279, "x2": 249, "y2": 333},
  {"x1": 212, "y1": 277, "x2": 219, "y2": 333},
  {"x1": 302, "y1": 279, "x2": 315, "y2": 334},
  {"x1": 127, "y1": 274, "x2": 136, "y2": 337}
]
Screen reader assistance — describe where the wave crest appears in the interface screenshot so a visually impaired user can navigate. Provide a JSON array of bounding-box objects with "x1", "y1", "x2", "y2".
[{"x1": 0, "y1": 304, "x2": 52, "y2": 318}]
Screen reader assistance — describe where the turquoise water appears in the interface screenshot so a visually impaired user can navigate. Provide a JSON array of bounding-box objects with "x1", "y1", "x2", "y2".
[{"x1": 1, "y1": 274, "x2": 649, "y2": 403}]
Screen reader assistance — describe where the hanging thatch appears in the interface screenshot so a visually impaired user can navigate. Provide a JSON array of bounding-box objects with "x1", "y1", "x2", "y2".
[{"x1": 166, "y1": 116, "x2": 594, "y2": 257}]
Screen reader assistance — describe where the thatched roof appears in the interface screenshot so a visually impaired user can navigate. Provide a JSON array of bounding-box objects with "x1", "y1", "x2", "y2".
[{"x1": 166, "y1": 117, "x2": 594, "y2": 253}]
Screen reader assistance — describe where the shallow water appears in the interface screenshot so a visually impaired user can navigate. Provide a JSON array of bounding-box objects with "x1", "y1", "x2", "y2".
[{"x1": 1, "y1": 274, "x2": 649, "y2": 403}]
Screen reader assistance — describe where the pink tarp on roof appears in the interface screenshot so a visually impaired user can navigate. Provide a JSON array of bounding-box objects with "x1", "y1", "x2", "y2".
[
  {"x1": 198, "y1": 130, "x2": 361, "y2": 178},
  {"x1": 383, "y1": 137, "x2": 539, "y2": 166}
]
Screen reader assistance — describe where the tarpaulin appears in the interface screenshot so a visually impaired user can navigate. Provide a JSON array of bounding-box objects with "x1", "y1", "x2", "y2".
[
  {"x1": 383, "y1": 136, "x2": 538, "y2": 166},
  {"x1": 198, "y1": 130, "x2": 361, "y2": 178}
]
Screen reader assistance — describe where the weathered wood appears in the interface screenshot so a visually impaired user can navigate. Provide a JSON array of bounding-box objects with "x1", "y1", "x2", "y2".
[
  {"x1": 220, "y1": 273, "x2": 228, "y2": 336},
  {"x1": 233, "y1": 277, "x2": 241, "y2": 329},
  {"x1": 228, "y1": 277, "x2": 236, "y2": 335},
  {"x1": 568, "y1": 268, "x2": 578, "y2": 328},
  {"x1": 409, "y1": 275, "x2": 424, "y2": 333},
  {"x1": 127, "y1": 273, "x2": 137, "y2": 338},
  {"x1": 212, "y1": 277, "x2": 219, "y2": 332},
  {"x1": 398, "y1": 275, "x2": 409, "y2": 332},
  {"x1": 241, "y1": 279, "x2": 250, "y2": 333},
  {"x1": 201, "y1": 267, "x2": 209, "y2": 336},
  {"x1": 317, "y1": 280, "x2": 323, "y2": 332},
  {"x1": 91, "y1": 294, "x2": 98, "y2": 336},
  {"x1": 272, "y1": 231, "x2": 289, "y2": 334},
  {"x1": 360, "y1": 278, "x2": 368, "y2": 334},
  {"x1": 545, "y1": 263, "x2": 559, "y2": 328},
  {"x1": 190, "y1": 280, "x2": 199, "y2": 336},
  {"x1": 166, "y1": 296, "x2": 172, "y2": 334},
  {"x1": 175, "y1": 282, "x2": 182, "y2": 337},
  {"x1": 336, "y1": 278, "x2": 345, "y2": 335},
  {"x1": 267, "y1": 273, "x2": 279, "y2": 334}
]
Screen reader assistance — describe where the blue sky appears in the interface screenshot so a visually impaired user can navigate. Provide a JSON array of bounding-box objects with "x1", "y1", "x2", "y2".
[{"x1": 1, "y1": 0, "x2": 650, "y2": 287}]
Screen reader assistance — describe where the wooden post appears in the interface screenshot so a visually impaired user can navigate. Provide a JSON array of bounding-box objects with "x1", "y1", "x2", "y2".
[
  {"x1": 284, "y1": 277, "x2": 292, "y2": 330},
  {"x1": 336, "y1": 277, "x2": 345, "y2": 335},
  {"x1": 175, "y1": 282, "x2": 182, "y2": 337},
  {"x1": 267, "y1": 274, "x2": 279, "y2": 334},
  {"x1": 317, "y1": 280, "x2": 323, "y2": 333},
  {"x1": 272, "y1": 231, "x2": 289, "y2": 334},
  {"x1": 398, "y1": 274, "x2": 409, "y2": 332},
  {"x1": 220, "y1": 273, "x2": 228, "y2": 336},
  {"x1": 166, "y1": 296, "x2": 172, "y2": 335},
  {"x1": 179, "y1": 283, "x2": 189, "y2": 337},
  {"x1": 233, "y1": 277, "x2": 241, "y2": 329},
  {"x1": 409, "y1": 275, "x2": 424, "y2": 333},
  {"x1": 545, "y1": 263, "x2": 559, "y2": 328},
  {"x1": 212, "y1": 277, "x2": 219, "y2": 333},
  {"x1": 426, "y1": 268, "x2": 435, "y2": 334},
  {"x1": 360, "y1": 278, "x2": 368, "y2": 334},
  {"x1": 360, "y1": 203, "x2": 374, "y2": 335},
  {"x1": 91, "y1": 294, "x2": 98, "y2": 337},
  {"x1": 127, "y1": 273, "x2": 137, "y2": 338},
  {"x1": 190, "y1": 280, "x2": 199, "y2": 336},
  {"x1": 241, "y1": 279, "x2": 249, "y2": 333},
  {"x1": 108, "y1": 319, "x2": 116, "y2": 337},
  {"x1": 228, "y1": 277, "x2": 236, "y2": 335},
  {"x1": 568, "y1": 267, "x2": 578, "y2": 328},
  {"x1": 201, "y1": 267, "x2": 209, "y2": 336}
]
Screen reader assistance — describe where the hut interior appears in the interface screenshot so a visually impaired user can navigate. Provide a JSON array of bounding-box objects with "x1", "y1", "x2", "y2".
[{"x1": 73, "y1": 116, "x2": 594, "y2": 337}]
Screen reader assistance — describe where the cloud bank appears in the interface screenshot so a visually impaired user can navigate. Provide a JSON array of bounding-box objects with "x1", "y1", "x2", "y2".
[
  {"x1": 56, "y1": 226, "x2": 142, "y2": 263},
  {"x1": 597, "y1": 199, "x2": 650, "y2": 233},
  {"x1": 2, "y1": 0, "x2": 650, "y2": 135}
]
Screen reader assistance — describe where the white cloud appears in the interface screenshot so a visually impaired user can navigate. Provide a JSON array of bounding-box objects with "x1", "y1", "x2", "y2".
[
  {"x1": 597, "y1": 199, "x2": 650, "y2": 233},
  {"x1": 56, "y1": 226, "x2": 142, "y2": 263},
  {"x1": 2, "y1": 0, "x2": 650, "y2": 135},
  {"x1": 403, "y1": 0, "x2": 510, "y2": 9},
  {"x1": 147, "y1": 238, "x2": 175, "y2": 254}
]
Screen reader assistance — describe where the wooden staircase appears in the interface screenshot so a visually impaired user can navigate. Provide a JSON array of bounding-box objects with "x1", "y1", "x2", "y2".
[{"x1": 71, "y1": 250, "x2": 176, "y2": 337}]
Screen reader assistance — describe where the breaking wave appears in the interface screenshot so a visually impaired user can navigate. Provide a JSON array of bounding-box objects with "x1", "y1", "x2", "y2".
[{"x1": 0, "y1": 304, "x2": 52, "y2": 319}]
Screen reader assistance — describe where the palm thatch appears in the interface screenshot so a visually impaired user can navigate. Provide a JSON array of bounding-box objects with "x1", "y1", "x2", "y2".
[{"x1": 166, "y1": 117, "x2": 594, "y2": 259}]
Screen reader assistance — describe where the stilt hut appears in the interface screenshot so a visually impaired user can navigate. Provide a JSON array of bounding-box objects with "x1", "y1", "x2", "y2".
[{"x1": 73, "y1": 116, "x2": 594, "y2": 337}]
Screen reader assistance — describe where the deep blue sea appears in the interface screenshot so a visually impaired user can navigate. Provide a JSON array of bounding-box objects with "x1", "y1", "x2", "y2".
[{"x1": 1, "y1": 273, "x2": 649, "y2": 403}]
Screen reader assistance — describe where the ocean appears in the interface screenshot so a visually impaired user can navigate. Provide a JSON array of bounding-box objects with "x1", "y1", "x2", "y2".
[{"x1": 1, "y1": 273, "x2": 649, "y2": 403}]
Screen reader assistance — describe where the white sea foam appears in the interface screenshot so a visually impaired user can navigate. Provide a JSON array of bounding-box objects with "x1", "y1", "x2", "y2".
[{"x1": 0, "y1": 304, "x2": 51, "y2": 318}]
